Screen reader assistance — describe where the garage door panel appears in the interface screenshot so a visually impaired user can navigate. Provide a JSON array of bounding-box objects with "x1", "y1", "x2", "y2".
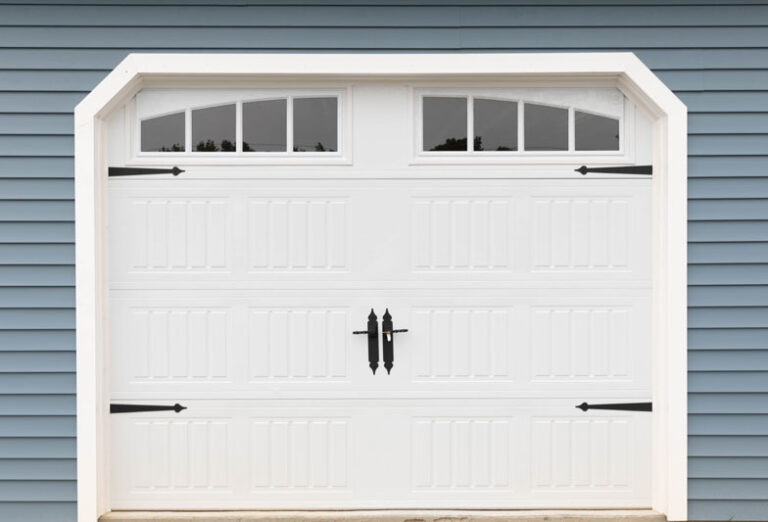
[
  {"x1": 109, "y1": 195, "x2": 235, "y2": 275},
  {"x1": 111, "y1": 413, "x2": 236, "y2": 502},
  {"x1": 111, "y1": 301, "x2": 355, "y2": 394},
  {"x1": 112, "y1": 401, "x2": 649, "y2": 508},
  {"x1": 530, "y1": 305, "x2": 639, "y2": 382},
  {"x1": 110, "y1": 303, "x2": 236, "y2": 385},
  {"x1": 528, "y1": 411, "x2": 651, "y2": 504},
  {"x1": 411, "y1": 416, "x2": 516, "y2": 490},
  {"x1": 248, "y1": 307, "x2": 349, "y2": 381},
  {"x1": 111, "y1": 293, "x2": 648, "y2": 395},
  {"x1": 410, "y1": 306, "x2": 515, "y2": 380},
  {"x1": 109, "y1": 180, "x2": 649, "y2": 283},
  {"x1": 249, "y1": 417, "x2": 351, "y2": 490},
  {"x1": 247, "y1": 198, "x2": 348, "y2": 272},
  {"x1": 412, "y1": 197, "x2": 515, "y2": 272},
  {"x1": 111, "y1": 405, "x2": 358, "y2": 509},
  {"x1": 528, "y1": 194, "x2": 646, "y2": 274}
]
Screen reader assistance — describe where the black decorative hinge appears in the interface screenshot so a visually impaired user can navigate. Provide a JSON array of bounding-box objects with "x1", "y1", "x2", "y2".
[
  {"x1": 353, "y1": 309, "x2": 380, "y2": 374},
  {"x1": 576, "y1": 402, "x2": 652, "y2": 412},
  {"x1": 108, "y1": 166, "x2": 184, "y2": 177},
  {"x1": 110, "y1": 403, "x2": 187, "y2": 414},
  {"x1": 575, "y1": 165, "x2": 652, "y2": 176}
]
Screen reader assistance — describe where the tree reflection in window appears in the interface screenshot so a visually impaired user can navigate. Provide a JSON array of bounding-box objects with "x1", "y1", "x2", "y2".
[
  {"x1": 158, "y1": 144, "x2": 184, "y2": 152},
  {"x1": 430, "y1": 136, "x2": 485, "y2": 151},
  {"x1": 293, "y1": 97, "x2": 337, "y2": 152},
  {"x1": 423, "y1": 96, "x2": 467, "y2": 151},
  {"x1": 293, "y1": 142, "x2": 329, "y2": 152},
  {"x1": 474, "y1": 99, "x2": 518, "y2": 151},
  {"x1": 195, "y1": 139, "x2": 236, "y2": 152},
  {"x1": 243, "y1": 99, "x2": 287, "y2": 152},
  {"x1": 192, "y1": 104, "x2": 236, "y2": 153}
]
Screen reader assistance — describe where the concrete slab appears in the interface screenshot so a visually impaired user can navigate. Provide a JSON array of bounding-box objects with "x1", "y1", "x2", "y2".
[{"x1": 101, "y1": 509, "x2": 666, "y2": 522}]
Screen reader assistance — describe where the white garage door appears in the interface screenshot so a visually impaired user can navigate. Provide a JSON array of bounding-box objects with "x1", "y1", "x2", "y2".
[{"x1": 107, "y1": 85, "x2": 653, "y2": 509}]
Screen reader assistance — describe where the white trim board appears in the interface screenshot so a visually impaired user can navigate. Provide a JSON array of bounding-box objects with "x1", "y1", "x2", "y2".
[{"x1": 74, "y1": 53, "x2": 688, "y2": 521}]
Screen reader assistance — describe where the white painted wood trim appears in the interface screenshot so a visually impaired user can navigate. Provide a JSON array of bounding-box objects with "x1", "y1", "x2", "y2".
[{"x1": 74, "y1": 53, "x2": 687, "y2": 522}]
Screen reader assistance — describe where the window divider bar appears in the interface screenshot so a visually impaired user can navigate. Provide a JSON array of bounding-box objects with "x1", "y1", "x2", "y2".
[
  {"x1": 184, "y1": 107, "x2": 192, "y2": 153},
  {"x1": 568, "y1": 106, "x2": 576, "y2": 152},
  {"x1": 337, "y1": 93, "x2": 343, "y2": 155},
  {"x1": 467, "y1": 95, "x2": 474, "y2": 153},
  {"x1": 235, "y1": 100, "x2": 243, "y2": 153},
  {"x1": 518, "y1": 101, "x2": 525, "y2": 152},
  {"x1": 286, "y1": 95, "x2": 294, "y2": 153}
]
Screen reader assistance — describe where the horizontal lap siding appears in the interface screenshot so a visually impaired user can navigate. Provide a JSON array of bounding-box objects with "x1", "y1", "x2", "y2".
[{"x1": 0, "y1": 2, "x2": 764, "y2": 520}]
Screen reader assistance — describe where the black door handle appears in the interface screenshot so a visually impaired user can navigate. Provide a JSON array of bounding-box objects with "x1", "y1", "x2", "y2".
[
  {"x1": 381, "y1": 308, "x2": 408, "y2": 375},
  {"x1": 353, "y1": 309, "x2": 380, "y2": 374}
]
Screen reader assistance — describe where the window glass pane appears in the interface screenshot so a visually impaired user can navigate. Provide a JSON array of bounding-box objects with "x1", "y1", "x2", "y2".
[
  {"x1": 242, "y1": 99, "x2": 287, "y2": 152},
  {"x1": 524, "y1": 103, "x2": 568, "y2": 151},
  {"x1": 575, "y1": 111, "x2": 620, "y2": 151},
  {"x1": 141, "y1": 112, "x2": 185, "y2": 152},
  {"x1": 192, "y1": 104, "x2": 236, "y2": 152},
  {"x1": 293, "y1": 97, "x2": 338, "y2": 152},
  {"x1": 474, "y1": 98, "x2": 517, "y2": 151},
  {"x1": 423, "y1": 97, "x2": 467, "y2": 151}
]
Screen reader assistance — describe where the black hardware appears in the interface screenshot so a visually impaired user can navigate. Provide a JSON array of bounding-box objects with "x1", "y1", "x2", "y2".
[
  {"x1": 353, "y1": 309, "x2": 380, "y2": 374},
  {"x1": 575, "y1": 165, "x2": 652, "y2": 176},
  {"x1": 110, "y1": 403, "x2": 187, "y2": 414},
  {"x1": 381, "y1": 308, "x2": 408, "y2": 375},
  {"x1": 576, "y1": 402, "x2": 652, "y2": 412},
  {"x1": 108, "y1": 166, "x2": 185, "y2": 177}
]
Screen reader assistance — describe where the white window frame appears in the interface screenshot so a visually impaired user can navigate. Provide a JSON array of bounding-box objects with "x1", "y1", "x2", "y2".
[
  {"x1": 74, "y1": 53, "x2": 687, "y2": 521},
  {"x1": 129, "y1": 87, "x2": 350, "y2": 165},
  {"x1": 412, "y1": 86, "x2": 634, "y2": 165}
]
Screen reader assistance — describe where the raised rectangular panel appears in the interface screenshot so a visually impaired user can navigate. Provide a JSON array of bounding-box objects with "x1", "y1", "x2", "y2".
[
  {"x1": 248, "y1": 198, "x2": 347, "y2": 271},
  {"x1": 250, "y1": 419, "x2": 349, "y2": 489},
  {"x1": 412, "y1": 308, "x2": 513, "y2": 380},
  {"x1": 248, "y1": 308, "x2": 348, "y2": 380},
  {"x1": 413, "y1": 198, "x2": 512, "y2": 270},
  {"x1": 127, "y1": 198, "x2": 229, "y2": 271},
  {"x1": 126, "y1": 307, "x2": 230, "y2": 381},
  {"x1": 532, "y1": 197, "x2": 630, "y2": 271},
  {"x1": 531, "y1": 306, "x2": 630, "y2": 380},
  {"x1": 128, "y1": 419, "x2": 231, "y2": 491},
  {"x1": 412, "y1": 418, "x2": 513, "y2": 490},
  {"x1": 531, "y1": 417, "x2": 631, "y2": 491}
]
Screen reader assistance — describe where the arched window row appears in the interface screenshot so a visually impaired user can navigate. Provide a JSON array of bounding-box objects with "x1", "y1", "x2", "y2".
[
  {"x1": 422, "y1": 96, "x2": 621, "y2": 153},
  {"x1": 140, "y1": 96, "x2": 339, "y2": 154}
]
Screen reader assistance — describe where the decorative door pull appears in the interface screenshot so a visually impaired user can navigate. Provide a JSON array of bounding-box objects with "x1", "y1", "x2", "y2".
[
  {"x1": 576, "y1": 401, "x2": 652, "y2": 412},
  {"x1": 381, "y1": 308, "x2": 408, "y2": 375},
  {"x1": 353, "y1": 309, "x2": 380, "y2": 374}
]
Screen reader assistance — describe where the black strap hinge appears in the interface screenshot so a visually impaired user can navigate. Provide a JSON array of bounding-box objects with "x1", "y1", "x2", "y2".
[
  {"x1": 575, "y1": 165, "x2": 652, "y2": 176},
  {"x1": 108, "y1": 166, "x2": 184, "y2": 177},
  {"x1": 110, "y1": 403, "x2": 187, "y2": 414},
  {"x1": 576, "y1": 401, "x2": 652, "y2": 412}
]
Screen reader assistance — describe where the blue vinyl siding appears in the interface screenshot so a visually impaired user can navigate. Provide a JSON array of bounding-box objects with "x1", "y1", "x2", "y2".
[{"x1": 0, "y1": 1, "x2": 765, "y2": 520}]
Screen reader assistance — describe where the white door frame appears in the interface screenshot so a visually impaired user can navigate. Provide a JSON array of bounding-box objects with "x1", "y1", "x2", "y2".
[{"x1": 74, "y1": 53, "x2": 687, "y2": 521}]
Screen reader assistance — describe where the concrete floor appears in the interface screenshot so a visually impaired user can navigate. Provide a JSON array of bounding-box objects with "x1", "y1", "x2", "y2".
[{"x1": 100, "y1": 510, "x2": 666, "y2": 522}]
